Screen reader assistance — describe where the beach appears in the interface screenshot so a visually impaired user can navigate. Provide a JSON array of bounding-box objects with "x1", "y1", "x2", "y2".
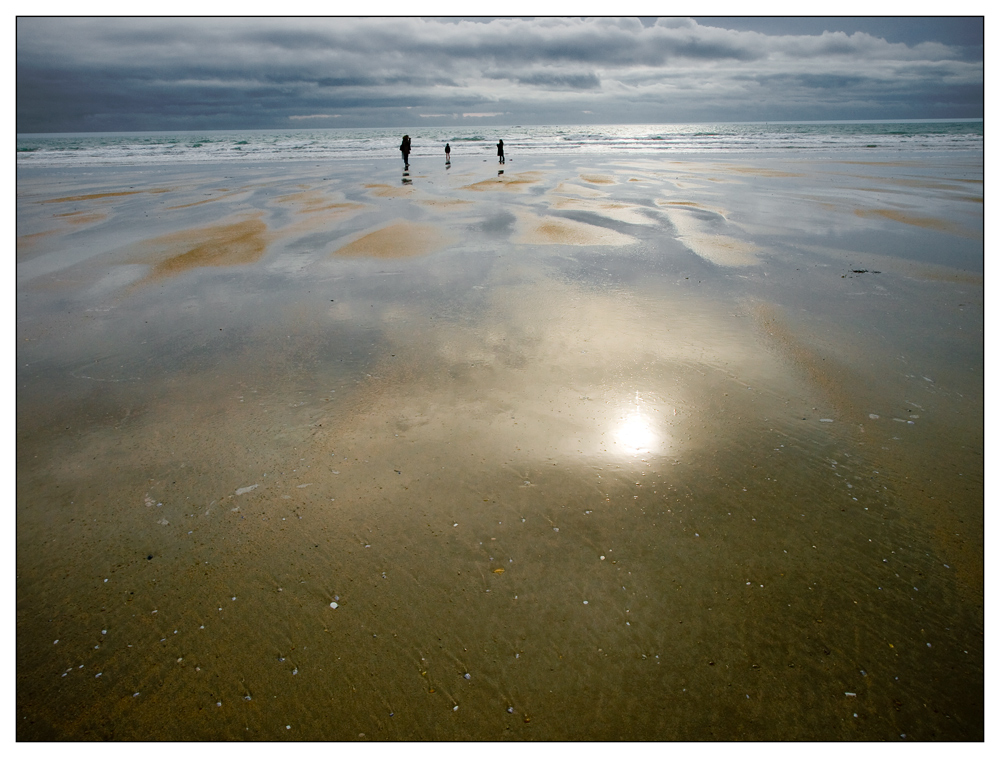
[{"x1": 16, "y1": 149, "x2": 983, "y2": 740}]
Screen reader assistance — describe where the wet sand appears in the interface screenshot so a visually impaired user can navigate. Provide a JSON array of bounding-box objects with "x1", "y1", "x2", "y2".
[{"x1": 16, "y1": 151, "x2": 983, "y2": 740}]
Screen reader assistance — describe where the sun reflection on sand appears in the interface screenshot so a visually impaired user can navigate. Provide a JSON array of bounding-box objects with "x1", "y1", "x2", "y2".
[{"x1": 613, "y1": 392, "x2": 664, "y2": 455}]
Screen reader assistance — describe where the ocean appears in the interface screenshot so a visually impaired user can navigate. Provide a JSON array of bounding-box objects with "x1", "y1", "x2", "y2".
[{"x1": 16, "y1": 120, "x2": 984, "y2": 167}]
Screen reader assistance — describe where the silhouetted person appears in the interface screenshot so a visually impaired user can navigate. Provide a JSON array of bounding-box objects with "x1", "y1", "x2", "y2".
[
  {"x1": 497, "y1": 139, "x2": 505, "y2": 164},
  {"x1": 445, "y1": 142, "x2": 451, "y2": 164},
  {"x1": 400, "y1": 135, "x2": 411, "y2": 168}
]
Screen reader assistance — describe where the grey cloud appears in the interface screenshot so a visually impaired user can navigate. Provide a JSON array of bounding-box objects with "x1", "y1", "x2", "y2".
[
  {"x1": 485, "y1": 70, "x2": 601, "y2": 90},
  {"x1": 753, "y1": 73, "x2": 870, "y2": 90},
  {"x1": 16, "y1": 17, "x2": 983, "y2": 133},
  {"x1": 316, "y1": 75, "x2": 459, "y2": 88}
]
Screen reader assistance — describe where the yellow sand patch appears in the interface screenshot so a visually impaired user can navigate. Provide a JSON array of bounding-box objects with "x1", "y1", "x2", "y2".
[
  {"x1": 723, "y1": 166, "x2": 802, "y2": 178},
  {"x1": 909, "y1": 268, "x2": 984, "y2": 285},
  {"x1": 256, "y1": 190, "x2": 370, "y2": 239},
  {"x1": 275, "y1": 190, "x2": 366, "y2": 216},
  {"x1": 167, "y1": 194, "x2": 234, "y2": 210},
  {"x1": 16, "y1": 229, "x2": 60, "y2": 252},
  {"x1": 18, "y1": 211, "x2": 108, "y2": 257},
  {"x1": 836, "y1": 160, "x2": 924, "y2": 168},
  {"x1": 304, "y1": 201, "x2": 367, "y2": 216},
  {"x1": 292, "y1": 199, "x2": 367, "y2": 217},
  {"x1": 547, "y1": 197, "x2": 658, "y2": 226},
  {"x1": 460, "y1": 172, "x2": 545, "y2": 192},
  {"x1": 415, "y1": 198, "x2": 475, "y2": 209},
  {"x1": 656, "y1": 199, "x2": 730, "y2": 219},
  {"x1": 579, "y1": 174, "x2": 616, "y2": 185},
  {"x1": 550, "y1": 181, "x2": 607, "y2": 198},
  {"x1": 333, "y1": 221, "x2": 456, "y2": 259},
  {"x1": 364, "y1": 183, "x2": 415, "y2": 198},
  {"x1": 682, "y1": 235, "x2": 760, "y2": 267},
  {"x1": 132, "y1": 215, "x2": 271, "y2": 282},
  {"x1": 513, "y1": 210, "x2": 635, "y2": 247},
  {"x1": 853, "y1": 208, "x2": 977, "y2": 238},
  {"x1": 664, "y1": 208, "x2": 759, "y2": 267},
  {"x1": 55, "y1": 210, "x2": 108, "y2": 225},
  {"x1": 880, "y1": 177, "x2": 982, "y2": 193},
  {"x1": 40, "y1": 189, "x2": 171, "y2": 204}
]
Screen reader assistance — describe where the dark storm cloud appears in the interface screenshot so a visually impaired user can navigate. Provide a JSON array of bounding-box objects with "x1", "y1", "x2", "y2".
[{"x1": 16, "y1": 17, "x2": 983, "y2": 133}]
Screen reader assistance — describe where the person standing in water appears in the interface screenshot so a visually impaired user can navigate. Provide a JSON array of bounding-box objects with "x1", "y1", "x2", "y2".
[
  {"x1": 400, "y1": 134, "x2": 411, "y2": 168},
  {"x1": 497, "y1": 139, "x2": 505, "y2": 164},
  {"x1": 445, "y1": 142, "x2": 451, "y2": 164}
]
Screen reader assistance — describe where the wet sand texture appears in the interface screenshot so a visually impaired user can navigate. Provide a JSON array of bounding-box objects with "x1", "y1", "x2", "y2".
[
  {"x1": 460, "y1": 171, "x2": 545, "y2": 192},
  {"x1": 546, "y1": 196, "x2": 659, "y2": 226},
  {"x1": 365, "y1": 183, "x2": 416, "y2": 198},
  {"x1": 853, "y1": 208, "x2": 978, "y2": 238},
  {"x1": 16, "y1": 153, "x2": 983, "y2": 741},
  {"x1": 551, "y1": 181, "x2": 607, "y2": 198},
  {"x1": 662, "y1": 207, "x2": 759, "y2": 267},
  {"x1": 578, "y1": 173, "x2": 616, "y2": 185},
  {"x1": 513, "y1": 209, "x2": 636, "y2": 246},
  {"x1": 333, "y1": 221, "x2": 456, "y2": 258},
  {"x1": 135, "y1": 216, "x2": 271, "y2": 281}
]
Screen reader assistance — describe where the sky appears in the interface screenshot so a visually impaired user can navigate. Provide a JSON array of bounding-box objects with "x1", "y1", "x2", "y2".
[{"x1": 15, "y1": 15, "x2": 984, "y2": 134}]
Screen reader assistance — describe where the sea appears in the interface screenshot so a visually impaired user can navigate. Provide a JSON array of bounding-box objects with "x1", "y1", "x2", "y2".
[{"x1": 15, "y1": 120, "x2": 983, "y2": 168}]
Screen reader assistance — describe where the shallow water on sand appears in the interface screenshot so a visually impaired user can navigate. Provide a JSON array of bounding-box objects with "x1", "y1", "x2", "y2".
[{"x1": 17, "y1": 153, "x2": 982, "y2": 740}]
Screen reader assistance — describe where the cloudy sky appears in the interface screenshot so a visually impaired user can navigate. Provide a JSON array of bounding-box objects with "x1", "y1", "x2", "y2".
[{"x1": 16, "y1": 15, "x2": 984, "y2": 133}]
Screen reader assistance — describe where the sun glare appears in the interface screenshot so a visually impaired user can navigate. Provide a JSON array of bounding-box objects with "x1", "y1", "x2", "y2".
[
  {"x1": 615, "y1": 412, "x2": 657, "y2": 453},
  {"x1": 613, "y1": 392, "x2": 661, "y2": 455}
]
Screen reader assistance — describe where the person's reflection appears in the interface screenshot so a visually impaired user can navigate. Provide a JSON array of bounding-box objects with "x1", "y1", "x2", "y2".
[
  {"x1": 497, "y1": 169, "x2": 504, "y2": 176},
  {"x1": 402, "y1": 169, "x2": 412, "y2": 185}
]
